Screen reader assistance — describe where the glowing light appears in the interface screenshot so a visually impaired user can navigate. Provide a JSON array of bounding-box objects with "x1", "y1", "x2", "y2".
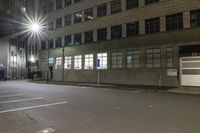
[
  {"x1": 30, "y1": 23, "x2": 40, "y2": 33},
  {"x1": 30, "y1": 56, "x2": 36, "y2": 63}
]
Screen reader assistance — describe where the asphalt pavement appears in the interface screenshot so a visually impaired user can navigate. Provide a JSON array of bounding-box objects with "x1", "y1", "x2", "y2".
[{"x1": 0, "y1": 80, "x2": 200, "y2": 133}]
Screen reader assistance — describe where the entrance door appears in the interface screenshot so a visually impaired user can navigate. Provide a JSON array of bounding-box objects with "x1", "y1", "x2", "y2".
[
  {"x1": 180, "y1": 56, "x2": 200, "y2": 86},
  {"x1": 49, "y1": 66, "x2": 53, "y2": 79}
]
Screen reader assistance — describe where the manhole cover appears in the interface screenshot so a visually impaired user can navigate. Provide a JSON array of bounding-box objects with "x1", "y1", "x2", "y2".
[{"x1": 36, "y1": 127, "x2": 55, "y2": 133}]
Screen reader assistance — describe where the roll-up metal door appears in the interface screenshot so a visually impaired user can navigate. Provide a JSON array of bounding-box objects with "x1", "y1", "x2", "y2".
[{"x1": 180, "y1": 56, "x2": 200, "y2": 86}]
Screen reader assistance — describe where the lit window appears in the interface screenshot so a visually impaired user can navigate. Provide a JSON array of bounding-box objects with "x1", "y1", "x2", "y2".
[
  {"x1": 84, "y1": 8, "x2": 94, "y2": 21},
  {"x1": 49, "y1": 58, "x2": 54, "y2": 64},
  {"x1": 74, "y1": 12, "x2": 82, "y2": 23},
  {"x1": 56, "y1": 57, "x2": 62, "y2": 65},
  {"x1": 74, "y1": 55, "x2": 82, "y2": 69},
  {"x1": 55, "y1": 57, "x2": 62, "y2": 69},
  {"x1": 111, "y1": 52, "x2": 122, "y2": 68},
  {"x1": 64, "y1": 56, "x2": 72, "y2": 69},
  {"x1": 97, "y1": 53, "x2": 107, "y2": 69},
  {"x1": 84, "y1": 54, "x2": 93, "y2": 70},
  {"x1": 127, "y1": 50, "x2": 140, "y2": 68}
]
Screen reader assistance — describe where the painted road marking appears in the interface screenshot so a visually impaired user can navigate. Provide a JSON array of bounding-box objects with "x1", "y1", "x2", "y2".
[
  {"x1": 0, "y1": 101, "x2": 67, "y2": 114},
  {"x1": 0, "y1": 94, "x2": 23, "y2": 98},
  {"x1": 129, "y1": 90, "x2": 144, "y2": 93},
  {"x1": 0, "y1": 97, "x2": 43, "y2": 104}
]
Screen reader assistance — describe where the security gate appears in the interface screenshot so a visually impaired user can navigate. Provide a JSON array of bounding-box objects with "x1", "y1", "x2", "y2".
[{"x1": 180, "y1": 56, "x2": 200, "y2": 86}]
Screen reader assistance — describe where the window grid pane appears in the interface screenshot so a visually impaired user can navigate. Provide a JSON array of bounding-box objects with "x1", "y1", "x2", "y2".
[
  {"x1": 74, "y1": 55, "x2": 82, "y2": 69},
  {"x1": 97, "y1": 53, "x2": 107, "y2": 69},
  {"x1": 84, "y1": 54, "x2": 94, "y2": 70}
]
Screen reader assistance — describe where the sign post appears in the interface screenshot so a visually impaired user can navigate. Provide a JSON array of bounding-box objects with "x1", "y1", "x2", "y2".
[{"x1": 96, "y1": 59, "x2": 100, "y2": 86}]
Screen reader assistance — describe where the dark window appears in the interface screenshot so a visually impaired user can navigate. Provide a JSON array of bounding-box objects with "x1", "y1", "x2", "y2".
[
  {"x1": 48, "y1": 2, "x2": 54, "y2": 13},
  {"x1": 145, "y1": 0, "x2": 159, "y2": 5},
  {"x1": 98, "y1": 28, "x2": 107, "y2": 41},
  {"x1": 111, "y1": 0, "x2": 121, "y2": 14},
  {"x1": 55, "y1": 37, "x2": 62, "y2": 47},
  {"x1": 65, "y1": 0, "x2": 71, "y2": 7},
  {"x1": 190, "y1": 9, "x2": 200, "y2": 27},
  {"x1": 64, "y1": 15, "x2": 71, "y2": 26},
  {"x1": 48, "y1": 21, "x2": 54, "y2": 30},
  {"x1": 65, "y1": 35, "x2": 72, "y2": 46},
  {"x1": 74, "y1": 33, "x2": 81, "y2": 45},
  {"x1": 84, "y1": 8, "x2": 94, "y2": 21},
  {"x1": 74, "y1": 0, "x2": 81, "y2": 3},
  {"x1": 126, "y1": 0, "x2": 138, "y2": 9},
  {"x1": 74, "y1": 12, "x2": 82, "y2": 23},
  {"x1": 56, "y1": 18, "x2": 62, "y2": 29},
  {"x1": 127, "y1": 21, "x2": 139, "y2": 36},
  {"x1": 85, "y1": 31, "x2": 93, "y2": 43},
  {"x1": 111, "y1": 25, "x2": 122, "y2": 39},
  {"x1": 56, "y1": 0, "x2": 62, "y2": 10},
  {"x1": 48, "y1": 38, "x2": 54, "y2": 48},
  {"x1": 41, "y1": 41, "x2": 46, "y2": 50},
  {"x1": 145, "y1": 17, "x2": 160, "y2": 34},
  {"x1": 166, "y1": 13, "x2": 183, "y2": 31},
  {"x1": 97, "y1": 3, "x2": 107, "y2": 17}
]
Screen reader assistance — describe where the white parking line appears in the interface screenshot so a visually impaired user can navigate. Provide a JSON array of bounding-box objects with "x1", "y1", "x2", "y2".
[
  {"x1": 0, "y1": 94, "x2": 23, "y2": 98},
  {"x1": 0, "y1": 101, "x2": 67, "y2": 114},
  {"x1": 0, "y1": 97, "x2": 43, "y2": 104}
]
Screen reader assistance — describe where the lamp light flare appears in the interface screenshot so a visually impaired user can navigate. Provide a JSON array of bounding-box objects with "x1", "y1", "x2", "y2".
[{"x1": 30, "y1": 23, "x2": 40, "y2": 33}]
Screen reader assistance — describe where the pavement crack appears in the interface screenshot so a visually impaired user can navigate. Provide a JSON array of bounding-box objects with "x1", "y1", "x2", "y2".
[{"x1": 22, "y1": 111, "x2": 35, "y2": 121}]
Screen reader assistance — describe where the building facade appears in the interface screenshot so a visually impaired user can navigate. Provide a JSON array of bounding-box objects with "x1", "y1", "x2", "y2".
[{"x1": 39, "y1": 0, "x2": 200, "y2": 87}]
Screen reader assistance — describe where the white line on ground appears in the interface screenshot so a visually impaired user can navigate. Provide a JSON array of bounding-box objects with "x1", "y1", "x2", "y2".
[
  {"x1": 0, "y1": 94, "x2": 23, "y2": 98},
  {"x1": 129, "y1": 90, "x2": 144, "y2": 93},
  {"x1": 0, "y1": 101, "x2": 67, "y2": 114},
  {"x1": 0, "y1": 97, "x2": 43, "y2": 104}
]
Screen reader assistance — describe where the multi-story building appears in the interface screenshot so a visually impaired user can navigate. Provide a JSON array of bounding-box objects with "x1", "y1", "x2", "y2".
[{"x1": 39, "y1": 0, "x2": 200, "y2": 87}]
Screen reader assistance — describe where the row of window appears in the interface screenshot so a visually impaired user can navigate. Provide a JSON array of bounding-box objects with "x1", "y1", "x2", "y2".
[
  {"x1": 49, "y1": 0, "x2": 160, "y2": 30},
  {"x1": 46, "y1": 0, "x2": 158, "y2": 14},
  {"x1": 41, "y1": 9, "x2": 200, "y2": 49},
  {"x1": 50, "y1": 47, "x2": 173, "y2": 70}
]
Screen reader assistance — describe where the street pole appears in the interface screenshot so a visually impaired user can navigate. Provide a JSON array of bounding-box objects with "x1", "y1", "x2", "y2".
[
  {"x1": 62, "y1": 47, "x2": 64, "y2": 82},
  {"x1": 47, "y1": 34, "x2": 50, "y2": 83}
]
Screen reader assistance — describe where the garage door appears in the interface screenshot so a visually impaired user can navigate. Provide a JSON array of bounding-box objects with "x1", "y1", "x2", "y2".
[{"x1": 180, "y1": 56, "x2": 200, "y2": 86}]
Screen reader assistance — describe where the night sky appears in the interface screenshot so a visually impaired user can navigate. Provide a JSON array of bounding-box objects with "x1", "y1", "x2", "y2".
[{"x1": 0, "y1": 0, "x2": 10, "y2": 37}]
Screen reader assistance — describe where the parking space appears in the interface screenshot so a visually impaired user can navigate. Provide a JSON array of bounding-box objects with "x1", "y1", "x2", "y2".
[{"x1": 0, "y1": 89, "x2": 67, "y2": 114}]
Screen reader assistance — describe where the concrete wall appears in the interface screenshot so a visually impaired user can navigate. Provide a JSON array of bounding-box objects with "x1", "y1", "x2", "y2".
[
  {"x1": 0, "y1": 38, "x2": 9, "y2": 69},
  {"x1": 39, "y1": 27, "x2": 200, "y2": 87},
  {"x1": 38, "y1": 0, "x2": 200, "y2": 87}
]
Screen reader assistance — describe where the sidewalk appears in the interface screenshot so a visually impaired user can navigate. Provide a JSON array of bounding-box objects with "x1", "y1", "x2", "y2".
[
  {"x1": 167, "y1": 87, "x2": 200, "y2": 95},
  {"x1": 29, "y1": 80, "x2": 200, "y2": 95}
]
